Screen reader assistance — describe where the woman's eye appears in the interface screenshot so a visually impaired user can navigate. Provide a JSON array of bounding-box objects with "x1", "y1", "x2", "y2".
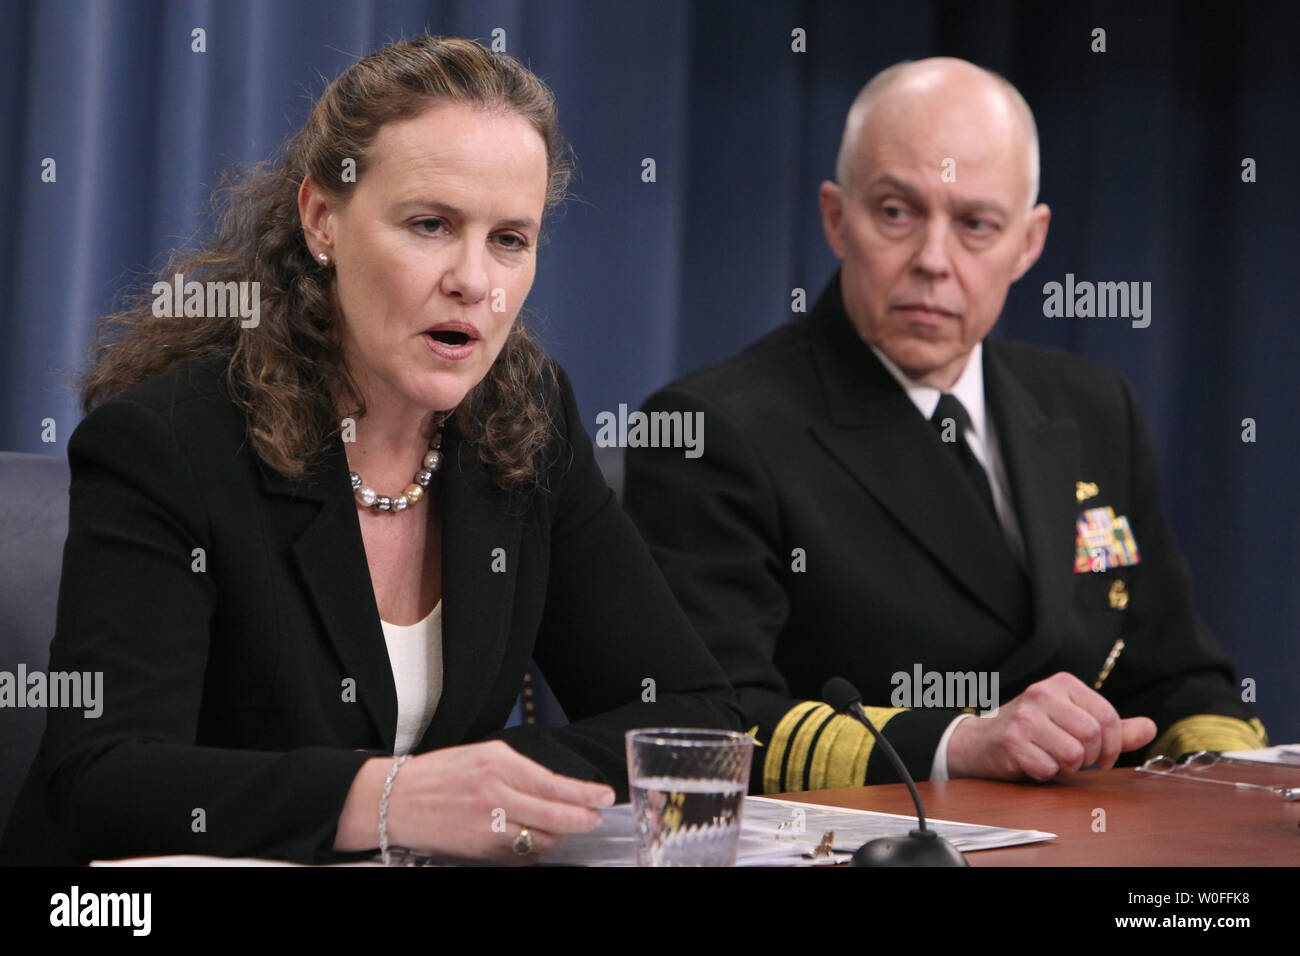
[
  {"x1": 495, "y1": 233, "x2": 528, "y2": 250},
  {"x1": 414, "y1": 218, "x2": 446, "y2": 235}
]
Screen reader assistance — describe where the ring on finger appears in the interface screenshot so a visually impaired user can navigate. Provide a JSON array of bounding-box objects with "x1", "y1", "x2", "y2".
[{"x1": 511, "y1": 827, "x2": 534, "y2": 856}]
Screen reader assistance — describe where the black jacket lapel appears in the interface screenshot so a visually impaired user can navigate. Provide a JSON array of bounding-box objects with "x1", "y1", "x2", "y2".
[
  {"x1": 982, "y1": 342, "x2": 1082, "y2": 686},
  {"x1": 807, "y1": 277, "x2": 1030, "y2": 634},
  {"x1": 415, "y1": 427, "x2": 524, "y2": 751},
  {"x1": 258, "y1": 438, "x2": 398, "y2": 753}
]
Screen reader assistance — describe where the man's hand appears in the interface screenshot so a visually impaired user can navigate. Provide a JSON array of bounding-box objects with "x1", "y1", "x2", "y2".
[{"x1": 946, "y1": 672, "x2": 1156, "y2": 781}]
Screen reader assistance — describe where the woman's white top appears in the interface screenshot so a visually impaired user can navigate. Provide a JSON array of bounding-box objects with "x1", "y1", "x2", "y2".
[{"x1": 379, "y1": 600, "x2": 444, "y2": 755}]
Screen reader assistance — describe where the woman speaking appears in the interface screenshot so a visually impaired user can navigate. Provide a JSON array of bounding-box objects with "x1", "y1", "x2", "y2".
[{"x1": 1, "y1": 36, "x2": 741, "y2": 866}]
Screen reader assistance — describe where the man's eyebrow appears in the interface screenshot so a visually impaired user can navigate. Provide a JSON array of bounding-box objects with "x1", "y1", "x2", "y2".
[
  {"x1": 950, "y1": 198, "x2": 1011, "y2": 219},
  {"x1": 863, "y1": 174, "x2": 924, "y2": 204},
  {"x1": 393, "y1": 197, "x2": 539, "y2": 231},
  {"x1": 864, "y1": 176, "x2": 1010, "y2": 218}
]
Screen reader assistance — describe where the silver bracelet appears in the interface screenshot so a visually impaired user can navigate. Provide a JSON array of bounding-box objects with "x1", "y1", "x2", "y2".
[{"x1": 378, "y1": 754, "x2": 410, "y2": 866}]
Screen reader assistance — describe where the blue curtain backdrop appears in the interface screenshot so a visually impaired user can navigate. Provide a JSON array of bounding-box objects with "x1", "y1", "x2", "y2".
[{"x1": 1, "y1": 0, "x2": 1296, "y2": 742}]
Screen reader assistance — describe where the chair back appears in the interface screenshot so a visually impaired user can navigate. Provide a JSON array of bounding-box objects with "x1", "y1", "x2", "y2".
[{"x1": 0, "y1": 451, "x2": 70, "y2": 833}]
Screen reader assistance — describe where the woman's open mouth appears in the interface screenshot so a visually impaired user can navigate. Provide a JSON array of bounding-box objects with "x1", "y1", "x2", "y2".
[
  {"x1": 423, "y1": 324, "x2": 479, "y2": 360},
  {"x1": 427, "y1": 330, "x2": 470, "y2": 347}
]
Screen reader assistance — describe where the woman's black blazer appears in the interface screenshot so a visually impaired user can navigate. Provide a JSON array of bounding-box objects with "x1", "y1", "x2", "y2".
[{"x1": 1, "y1": 352, "x2": 742, "y2": 864}]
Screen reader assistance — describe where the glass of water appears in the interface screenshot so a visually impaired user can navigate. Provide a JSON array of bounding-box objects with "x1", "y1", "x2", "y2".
[{"x1": 625, "y1": 728, "x2": 754, "y2": 866}]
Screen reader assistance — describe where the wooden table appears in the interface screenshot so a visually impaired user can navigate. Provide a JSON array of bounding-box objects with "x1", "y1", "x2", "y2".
[{"x1": 772, "y1": 767, "x2": 1300, "y2": 865}]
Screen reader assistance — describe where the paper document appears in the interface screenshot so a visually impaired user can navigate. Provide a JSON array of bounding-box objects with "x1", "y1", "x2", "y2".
[
  {"x1": 541, "y1": 796, "x2": 1055, "y2": 867},
  {"x1": 1223, "y1": 744, "x2": 1300, "y2": 765}
]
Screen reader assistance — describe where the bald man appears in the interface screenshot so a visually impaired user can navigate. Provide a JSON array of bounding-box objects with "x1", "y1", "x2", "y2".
[{"x1": 623, "y1": 58, "x2": 1266, "y2": 791}]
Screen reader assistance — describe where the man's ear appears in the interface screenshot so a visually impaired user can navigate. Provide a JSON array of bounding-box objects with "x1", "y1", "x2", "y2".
[
  {"x1": 298, "y1": 175, "x2": 335, "y2": 259},
  {"x1": 819, "y1": 180, "x2": 847, "y2": 260},
  {"x1": 1010, "y1": 203, "x2": 1050, "y2": 282}
]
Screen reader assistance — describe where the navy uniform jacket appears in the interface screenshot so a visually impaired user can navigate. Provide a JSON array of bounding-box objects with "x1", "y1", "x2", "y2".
[
  {"x1": 623, "y1": 275, "x2": 1263, "y2": 793},
  {"x1": 1, "y1": 352, "x2": 742, "y2": 864}
]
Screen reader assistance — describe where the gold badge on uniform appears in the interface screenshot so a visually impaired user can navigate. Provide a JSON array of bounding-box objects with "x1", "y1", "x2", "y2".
[
  {"x1": 1076, "y1": 481, "x2": 1099, "y2": 503},
  {"x1": 1073, "y1": 505, "x2": 1141, "y2": 573}
]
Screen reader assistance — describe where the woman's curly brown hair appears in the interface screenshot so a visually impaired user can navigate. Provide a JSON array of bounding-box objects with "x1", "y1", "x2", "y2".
[{"x1": 81, "y1": 36, "x2": 574, "y2": 490}]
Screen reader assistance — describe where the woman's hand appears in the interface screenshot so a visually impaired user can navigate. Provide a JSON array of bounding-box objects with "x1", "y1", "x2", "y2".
[{"x1": 335, "y1": 741, "x2": 615, "y2": 863}]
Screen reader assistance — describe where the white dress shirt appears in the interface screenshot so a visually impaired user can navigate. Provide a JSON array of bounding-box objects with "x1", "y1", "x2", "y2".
[{"x1": 866, "y1": 342, "x2": 1024, "y2": 780}]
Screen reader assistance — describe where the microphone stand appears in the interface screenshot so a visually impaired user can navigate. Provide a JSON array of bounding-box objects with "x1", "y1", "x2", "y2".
[{"x1": 822, "y1": 677, "x2": 968, "y2": 867}]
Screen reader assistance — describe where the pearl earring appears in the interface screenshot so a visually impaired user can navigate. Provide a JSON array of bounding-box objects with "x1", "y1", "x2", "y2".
[{"x1": 318, "y1": 252, "x2": 331, "y2": 265}]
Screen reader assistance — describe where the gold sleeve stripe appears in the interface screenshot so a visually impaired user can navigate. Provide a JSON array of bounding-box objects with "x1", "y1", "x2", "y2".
[
  {"x1": 850, "y1": 713, "x2": 874, "y2": 786},
  {"x1": 810, "y1": 707, "x2": 909, "y2": 790},
  {"x1": 764, "y1": 701, "x2": 907, "y2": 793},
  {"x1": 845, "y1": 706, "x2": 907, "y2": 786},
  {"x1": 764, "y1": 701, "x2": 823, "y2": 793},
  {"x1": 808, "y1": 708, "x2": 852, "y2": 789},
  {"x1": 784, "y1": 705, "x2": 831, "y2": 792},
  {"x1": 1149, "y1": 715, "x2": 1269, "y2": 760}
]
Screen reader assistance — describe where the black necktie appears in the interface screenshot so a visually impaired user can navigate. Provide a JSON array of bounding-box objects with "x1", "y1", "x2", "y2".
[{"x1": 931, "y1": 394, "x2": 998, "y2": 521}]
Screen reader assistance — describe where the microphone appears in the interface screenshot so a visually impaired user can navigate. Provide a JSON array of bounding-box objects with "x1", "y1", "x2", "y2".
[{"x1": 821, "y1": 677, "x2": 968, "y2": 867}]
